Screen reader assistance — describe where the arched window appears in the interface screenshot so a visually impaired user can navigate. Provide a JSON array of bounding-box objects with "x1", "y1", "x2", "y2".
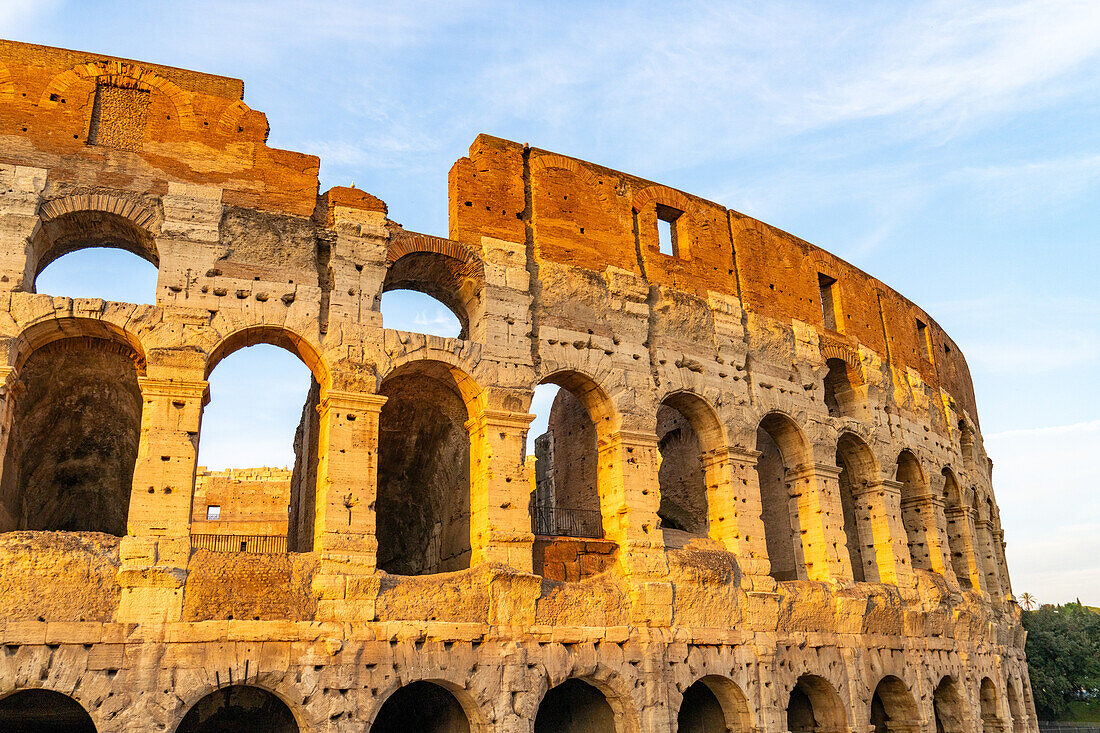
[
  {"x1": 30, "y1": 207, "x2": 159, "y2": 305},
  {"x1": 380, "y1": 289, "x2": 462, "y2": 338},
  {"x1": 656, "y1": 393, "x2": 724, "y2": 539},
  {"x1": 382, "y1": 244, "x2": 482, "y2": 340},
  {"x1": 177, "y1": 685, "x2": 297, "y2": 732},
  {"x1": 786, "y1": 675, "x2": 847, "y2": 733},
  {"x1": 823, "y1": 358, "x2": 860, "y2": 418},
  {"x1": 371, "y1": 681, "x2": 472, "y2": 733},
  {"x1": 535, "y1": 679, "x2": 616, "y2": 733},
  {"x1": 980, "y1": 678, "x2": 1003, "y2": 733},
  {"x1": 677, "y1": 676, "x2": 751, "y2": 733},
  {"x1": 0, "y1": 689, "x2": 97, "y2": 732},
  {"x1": 376, "y1": 360, "x2": 478, "y2": 575},
  {"x1": 933, "y1": 676, "x2": 965, "y2": 733},
  {"x1": 1, "y1": 327, "x2": 144, "y2": 535},
  {"x1": 870, "y1": 676, "x2": 920, "y2": 733},
  {"x1": 1006, "y1": 678, "x2": 1026, "y2": 733},
  {"x1": 895, "y1": 451, "x2": 931, "y2": 571},
  {"x1": 835, "y1": 433, "x2": 878, "y2": 582},
  {"x1": 755, "y1": 413, "x2": 810, "y2": 582},
  {"x1": 198, "y1": 329, "x2": 323, "y2": 554},
  {"x1": 941, "y1": 468, "x2": 974, "y2": 588}
]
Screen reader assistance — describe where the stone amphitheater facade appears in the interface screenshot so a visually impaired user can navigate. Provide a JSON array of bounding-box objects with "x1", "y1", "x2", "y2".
[{"x1": 0, "y1": 40, "x2": 1036, "y2": 733}]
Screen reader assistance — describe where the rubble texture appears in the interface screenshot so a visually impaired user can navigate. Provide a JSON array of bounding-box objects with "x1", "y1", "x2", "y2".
[{"x1": 0, "y1": 40, "x2": 1034, "y2": 733}]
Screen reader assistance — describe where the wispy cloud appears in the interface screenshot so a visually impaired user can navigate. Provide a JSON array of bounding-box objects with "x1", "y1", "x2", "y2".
[{"x1": 989, "y1": 420, "x2": 1100, "y2": 439}]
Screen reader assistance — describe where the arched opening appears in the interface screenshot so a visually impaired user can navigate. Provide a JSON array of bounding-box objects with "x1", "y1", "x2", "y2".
[
  {"x1": 382, "y1": 250, "x2": 482, "y2": 340},
  {"x1": 786, "y1": 675, "x2": 847, "y2": 733},
  {"x1": 371, "y1": 681, "x2": 471, "y2": 733},
  {"x1": 941, "y1": 468, "x2": 973, "y2": 588},
  {"x1": 1005, "y1": 678, "x2": 1025, "y2": 733},
  {"x1": 870, "y1": 676, "x2": 920, "y2": 733},
  {"x1": 529, "y1": 372, "x2": 618, "y2": 581},
  {"x1": 895, "y1": 451, "x2": 931, "y2": 571},
  {"x1": 176, "y1": 685, "x2": 297, "y2": 732},
  {"x1": 30, "y1": 208, "x2": 159, "y2": 304},
  {"x1": 835, "y1": 433, "x2": 878, "y2": 582},
  {"x1": 657, "y1": 393, "x2": 724, "y2": 540},
  {"x1": 823, "y1": 358, "x2": 860, "y2": 418},
  {"x1": 980, "y1": 678, "x2": 1002, "y2": 733},
  {"x1": 756, "y1": 413, "x2": 810, "y2": 582},
  {"x1": 1, "y1": 332, "x2": 144, "y2": 535},
  {"x1": 0, "y1": 689, "x2": 96, "y2": 732},
  {"x1": 933, "y1": 676, "x2": 965, "y2": 733},
  {"x1": 198, "y1": 330, "x2": 322, "y2": 554},
  {"x1": 376, "y1": 360, "x2": 477, "y2": 575},
  {"x1": 380, "y1": 289, "x2": 462, "y2": 338},
  {"x1": 535, "y1": 679, "x2": 616, "y2": 733},
  {"x1": 677, "y1": 676, "x2": 751, "y2": 733},
  {"x1": 971, "y1": 493, "x2": 1001, "y2": 595}
]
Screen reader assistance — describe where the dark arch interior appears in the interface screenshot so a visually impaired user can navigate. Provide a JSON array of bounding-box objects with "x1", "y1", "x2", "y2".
[
  {"x1": 980, "y1": 678, "x2": 1002, "y2": 733},
  {"x1": 871, "y1": 676, "x2": 919, "y2": 733},
  {"x1": 656, "y1": 400, "x2": 708, "y2": 536},
  {"x1": 176, "y1": 685, "x2": 297, "y2": 733},
  {"x1": 786, "y1": 676, "x2": 845, "y2": 733},
  {"x1": 0, "y1": 337, "x2": 142, "y2": 535},
  {"x1": 371, "y1": 681, "x2": 470, "y2": 733},
  {"x1": 942, "y1": 468, "x2": 973, "y2": 588},
  {"x1": 823, "y1": 358, "x2": 859, "y2": 417},
  {"x1": 534, "y1": 679, "x2": 615, "y2": 733},
  {"x1": 677, "y1": 680, "x2": 727, "y2": 733},
  {"x1": 376, "y1": 364, "x2": 472, "y2": 575},
  {"x1": 836, "y1": 434, "x2": 875, "y2": 583},
  {"x1": 756, "y1": 415, "x2": 806, "y2": 582},
  {"x1": 934, "y1": 677, "x2": 965, "y2": 733},
  {"x1": 0, "y1": 689, "x2": 96, "y2": 732}
]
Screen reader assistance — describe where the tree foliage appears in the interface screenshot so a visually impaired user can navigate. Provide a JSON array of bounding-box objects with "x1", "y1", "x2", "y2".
[{"x1": 1023, "y1": 603, "x2": 1100, "y2": 720}]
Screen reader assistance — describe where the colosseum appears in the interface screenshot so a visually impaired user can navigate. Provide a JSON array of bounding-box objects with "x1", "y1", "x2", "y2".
[{"x1": 0, "y1": 40, "x2": 1035, "y2": 732}]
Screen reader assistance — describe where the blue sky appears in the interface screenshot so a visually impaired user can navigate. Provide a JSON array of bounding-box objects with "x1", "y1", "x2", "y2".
[{"x1": 8, "y1": 0, "x2": 1099, "y2": 604}]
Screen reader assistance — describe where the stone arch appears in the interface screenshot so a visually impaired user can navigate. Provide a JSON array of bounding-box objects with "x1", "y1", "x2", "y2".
[
  {"x1": 755, "y1": 411, "x2": 812, "y2": 581},
  {"x1": 205, "y1": 325, "x2": 328, "y2": 390},
  {"x1": 655, "y1": 390, "x2": 726, "y2": 538},
  {"x1": 835, "y1": 431, "x2": 879, "y2": 582},
  {"x1": 0, "y1": 688, "x2": 97, "y2": 731},
  {"x1": 633, "y1": 185, "x2": 699, "y2": 260},
  {"x1": 384, "y1": 232, "x2": 485, "y2": 340},
  {"x1": 1005, "y1": 677, "x2": 1025, "y2": 733},
  {"x1": 376, "y1": 358, "x2": 482, "y2": 574},
  {"x1": 369, "y1": 679, "x2": 486, "y2": 733},
  {"x1": 933, "y1": 675, "x2": 967, "y2": 733},
  {"x1": 786, "y1": 674, "x2": 848, "y2": 733},
  {"x1": 823, "y1": 357, "x2": 863, "y2": 418},
  {"x1": 30, "y1": 195, "x2": 160, "y2": 295},
  {"x1": 531, "y1": 154, "x2": 612, "y2": 205},
  {"x1": 941, "y1": 467, "x2": 975, "y2": 589},
  {"x1": 980, "y1": 677, "x2": 1003, "y2": 733},
  {"x1": 175, "y1": 684, "x2": 299, "y2": 732},
  {"x1": 534, "y1": 676, "x2": 639, "y2": 733},
  {"x1": 677, "y1": 675, "x2": 752, "y2": 733},
  {"x1": 871, "y1": 675, "x2": 921, "y2": 733},
  {"x1": 1, "y1": 318, "x2": 146, "y2": 535},
  {"x1": 896, "y1": 450, "x2": 932, "y2": 571},
  {"x1": 38, "y1": 60, "x2": 197, "y2": 127}
]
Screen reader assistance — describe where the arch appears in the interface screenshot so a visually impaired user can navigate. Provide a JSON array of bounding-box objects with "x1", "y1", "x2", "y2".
[
  {"x1": 2, "y1": 322, "x2": 146, "y2": 535},
  {"x1": 677, "y1": 675, "x2": 752, "y2": 733},
  {"x1": 175, "y1": 685, "x2": 298, "y2": 732},
  {"x1": 531, "y1": 154, "x2": 612, "y2": 205},
  {"x1": 376, "y1": 359, "x2": 482, "y2": 574},
  {"x1": 980, "y1": 678, "x2": 1003, "y2": 733},
  {"x1": 755, "y1": 412, "x2": 811, "y2": 581},
  {"x1": 206, "y1": 326, "x2": 328, "y2": 390},
  {"x1": 933, "y1": 676, "x2": 966, "y2": 733},
  {"x1": 1005, "y1": 678, "x2": 1025, "y2": 733},
  {"x1": 823, "y1": 357, "x2": 862, "y2": 417},
  {"x1": 896, "y1": 450, "x2": 932, "y2": 572},
  {"x1": 535, "y1": 677, "x2": 633, "y2": 733},
  {"x1": 871, "y1": 675, "x2": 920, "y2": 733},
  {"x1": 656, "y1": 391, "x2": 726, "y2": 538},
  {"x1": 786, "y1": 674, "x2": 848, "y2": 733},
  {"x1": 38, "y1": 60, "x2": 197, "y2": 127},
  {"x1": 836, "y1": 432, "x2": 879, "y2": 582},
  {"x1": 0, "y1": 688, "x2": 97, "y2": 731},
  {"x1": 941, "y1": 468, "x2": 974, "y2": 588},
  {"x1": 370, "y1": 680, "x2": 479, "y2": 733},
  {"x1": 384, "y1": 232, "x2": 484, "y2": 340}
]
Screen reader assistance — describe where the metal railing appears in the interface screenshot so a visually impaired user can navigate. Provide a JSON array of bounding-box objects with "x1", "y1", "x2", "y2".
[
  {"x1": 1040, "y1": 724, "x2": 1100, "y2": 733},
  {"x1": 532, "y1": 504, "x2": 603, "y2": 539},
  {"x1": 191, "y1": 533, "x2": 287, "y2": 554}
]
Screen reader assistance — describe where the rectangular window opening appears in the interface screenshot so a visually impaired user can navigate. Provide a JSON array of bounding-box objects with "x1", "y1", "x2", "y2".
[
  {"x1": 656, "y1": 204, "x2": 682, "y2": 257},
  {"x1": 916, "y1": 319, "x2": 934, "y2": 362},
  {"x1": 206, "y1": 505, "x2": 221, "y2": 521},
  {"x1": 818, "y1": 273, "x2": 840, "y2": 332}
]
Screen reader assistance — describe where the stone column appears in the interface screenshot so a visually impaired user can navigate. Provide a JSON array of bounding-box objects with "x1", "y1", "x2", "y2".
[
  {"x1": 467, "y1": 407, "x2": 535, "y2": 572},
  {"x1": 0, "y1": 366, "x2": 20, "y2": 530},
  {"x1": 117, "y1": 376, "x2": 207, "y2": 624},
  {"x1": 945, "y1": 504, "x2": 984, "y2": 591},
  {"x1": 850, "y1": 479, "x2": 912, "y2": 586},
  {"x1": 785, "y1": 462, "x2": 850, "y2": 582},
  {"x1": 974, "y1": 516, "x2": 1004, "y2": 598},
  {"x1": 721, "y1": 446, "x2": 772, "y2": 583},
  {"x1": 899, "y1": 491, "x2": 950, "y2": 575},
  {"x1": 995, "y1": 527, "x2": 1013, "y2": 598},
  {"x1": 0, "y1": 164, "x2": 46, "y2": 289}
]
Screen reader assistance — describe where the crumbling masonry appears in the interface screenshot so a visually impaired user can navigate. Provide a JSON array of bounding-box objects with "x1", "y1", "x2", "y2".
[{"x1": 0, "y1": 40, "x2": 1036, "y2": 733}]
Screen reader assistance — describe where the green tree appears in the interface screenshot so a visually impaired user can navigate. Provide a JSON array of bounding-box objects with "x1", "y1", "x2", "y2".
[{"x1": 1023, "y1": 603, "x2": 1100, "y2": 720}]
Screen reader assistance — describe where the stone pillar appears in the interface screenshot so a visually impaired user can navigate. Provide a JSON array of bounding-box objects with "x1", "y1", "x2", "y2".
[
  {"x1": 850, "y1": 479, "x2": 912, "y2": 586},
  {"x1": 0, "y1": 366, "x2": 20, "y2": 530},
  {"x1": 0, "y1": 164, "x2": 46, "y2": 290},
  {"x1": 900, "y1": 491, "x2": 950, "y2": 575},
  {"x1": 995, "y1": 527, "x2": 1013, "y2": 598},
  {"x1": 468, "y1": 407, "x2": 535, "y2": 572},
  {"x1": 721, "y1": 446, "x2": 773, "y2": 583},
  {"x1": 117, "y1": 376, "x2": 206, "y2": 624},
  {"x1": 311, "y1": 389, "x2": 387, "y2": 621},
  {"x1": 945, "y1": 505, "x2": 984, "y2": 591},
  {"x1": 785, "y1": 462, "x2": 850, "y2": 582},
  {"x1": 974, "y1": 516, "x2": 1004, "y2": 598}
]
